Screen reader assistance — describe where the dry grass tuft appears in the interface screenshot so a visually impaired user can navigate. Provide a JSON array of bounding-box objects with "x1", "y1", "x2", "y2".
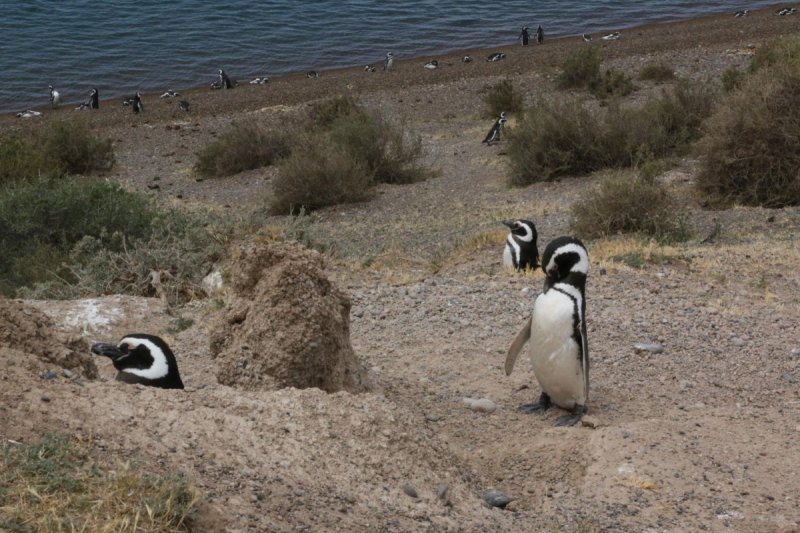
[
  {"x1": 194, "y1": 119, "x2": 291, "y2": 178},
  {"x1": 697, "y1": 66, "x2": 800, "y2": 208},
  {"x1": 621, "y1": 475, "x2": 658, "y2": 491},
  {"x1": 429, "y1": 229, "x2": 508, "y2": 273},
  {"x1": 638, "y1": 62, "x2": 676, "y2": 82},
  {"x1": 0, "y1": 434, "x2": 201, "y2": 532},
  {"x1": 556, "y1": 48, "x2": 633, "y2": 98},
  {"x1": 589, "y1": 237, "x2": 689, "y2": 271},
  {"x1": 480, "y1": 80, "x2": 524, "y2": 118},
  {"x1": 570, "y1": 170, "x2": 690, "y2": 243}
]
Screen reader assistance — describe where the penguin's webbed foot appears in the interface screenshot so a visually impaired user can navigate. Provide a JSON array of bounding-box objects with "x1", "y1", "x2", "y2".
[
  {"x1": 554, "y1": 405, "x2": 586, "y2": 427},
  {"x1": 518, "y1": 393, "x2": 551, "y2": 414}
]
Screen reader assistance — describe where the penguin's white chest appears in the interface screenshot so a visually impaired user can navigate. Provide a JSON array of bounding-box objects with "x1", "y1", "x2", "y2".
[
  {"x1": 530, "y1": 290, "x2": 585, "y2": 409},
  {"x1": 503, "y1": 237, "x2": 518, "y2": 268}
]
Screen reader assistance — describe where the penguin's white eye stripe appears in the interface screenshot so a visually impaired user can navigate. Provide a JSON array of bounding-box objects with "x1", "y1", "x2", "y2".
[
  {"x1": 118, "y1": 337, "x2": 169, "y2": 380},
  {"x1": 549, "y1": 243, "x2": 589, "y2": 274}
]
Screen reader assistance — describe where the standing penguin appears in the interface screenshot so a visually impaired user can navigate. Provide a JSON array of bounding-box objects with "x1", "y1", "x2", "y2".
[
  {"x1": 482, "y1": 111, "x2": 506, "y2": 145},
  {"x1": 77, "y1": 88, "x2": 99, "y2": 110},
  {"x1": 91, "y1": 334, "x2": 184, "y2": 389},
  {"x1": 384, "y1": 52, "x2": 394, "y2": 71},
  {"x1": 519, "y1": 26, "x2": 530, "y2": 46},
  {"x1": 503, "y1": 219, "x2": 539, "y2": 271},
  {"x1": 505, "y1": 236, "x2": 590, "y2": 426},
  {"x1": 219, "y1": 69, "x2": 233, "y2": 89},
  {"x1": 536, "y1": 24, "x2": 544, "y2": 44},
  {"x1": 132, "y1": 92, "x2": 144, "y2": 114},
  {"x1": 49, "y1": 85, "x2": 62, "y2": 108}
]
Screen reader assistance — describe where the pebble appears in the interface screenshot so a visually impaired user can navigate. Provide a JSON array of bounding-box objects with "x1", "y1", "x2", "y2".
[
  {"x1": 481, "y1": 490, "x2": 512, "y2": 509},
  {"x1": 467, "y1": 399, "x2": 497, "y2": 414},
  {"x1": 634, "y1": 343, "x2": 664, "y2": 354},
  {"x1": 62, "y1": 369, "x2": 75, "y2": 379},
  {"x1": 425, "y1": 414, "x2": 441, "y2": 422},
  {"x1": 402, "y1": 485, "x2": 418, "y2": 498},
  {"x1": 731, "y1": 337, "x2": 746, "y2": 347},
  {"x1": 791, "y1": 348, "x2": 799, "y2": 357},
  {"x1": 581, "y1": 415, "x2": 600, "y2": 428},
  {"x1": 40, "y1": 395, "x2": 51, "y2": 402},
  {"x1": 437, "y1": 485, "x2": 448, "y2": 499},
  {"x1": 43, "y1": 370, "x2": 58, "y2": 380},
  {"x1": 599, "y1": 268, "x2": 607, "y2": 276}
]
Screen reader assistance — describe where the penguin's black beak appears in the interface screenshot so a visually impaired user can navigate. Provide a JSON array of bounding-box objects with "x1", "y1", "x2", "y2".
[
  {"x1": 91, "y1": 343, "x2": 124, "y2": 360},
  {"x1": 502, "y1": 219, "x2": 516, "y2": 229}
]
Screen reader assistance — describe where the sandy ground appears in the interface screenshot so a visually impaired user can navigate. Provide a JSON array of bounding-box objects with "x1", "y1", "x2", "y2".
[{"x1": 2, "y1": 6, "x2": 800, "y2": 533}]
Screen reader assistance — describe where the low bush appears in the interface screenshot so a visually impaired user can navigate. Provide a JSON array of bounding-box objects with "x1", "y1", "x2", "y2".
[
  {"x1": 721, "y1": 67, "x2": 744, "y2": 92},
  {"x1": 556, "y1": 48, "x2": 634, "y2": 98},
  {"x1": 507, "y1": 80, "x2": 716, "y2": 186},
  {"x1": 570, "y1": 170, "x2": 689, "y2": 242},
  {"x1": 638, "y1": 62, "x2": 676, "y2": 82},
  {"x1": 481, "y1": 80, "x2": 524, "y2": 118},
  {"x1": 310, "y1": 94, "x2": 361, "y2": 129},
  {"x1": 749, "y1": 38, "x2": 800, "y2": 73},
  {"x1": 329, "y1": 110, "x2": 425, "y2": 184},
  {"x1": 269, "y1": 133, "x2": 374, "y2": 214},
  {"x1": 194, "y1": 119, "x2": 291, "y2": 178},
  {"x1": 696, "y1": 67, "x2": 800, "y2": 207},
  {"x1": 0, "y1": 119, "x2": 114, "y2": 183}
]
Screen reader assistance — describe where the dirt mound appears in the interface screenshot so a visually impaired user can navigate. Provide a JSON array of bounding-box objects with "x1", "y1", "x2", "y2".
[
  {"x1": 210, "y1": 242, "x2": 369, "y2": 393},
  {"x1": 0, "y1": 297, "x2": 97, "y2": 378}
]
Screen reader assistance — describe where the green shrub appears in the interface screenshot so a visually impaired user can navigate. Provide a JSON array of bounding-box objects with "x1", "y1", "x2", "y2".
[
  {"x1": 557, "y1": 48, "x2": 633, "y2": 98},
  {"x1": 557, "y1": 48, "x2": 602, "y2": 90},
  {"x1": 749, "y1": 38, "x2": 800, "y2": 73},
  {"x1": 329, "y1": 110, "x2": 425, "y2": 184},
  {"x1": 721, "y1": 67, "x2": 744, "y2": 92},
  {"x1": 570, "y1": 170, "x2": 689, "y2": 242},
  {"x1": 480, "y1": 80, "x2": 524, "y2": 118},
  {"x1": 696, "y1": 67, "x2": 800, "y2": 207},
  {"x1": 310, "y1": 94, "x2": 361, "y2": 129},
  {"x1": 638, "y1": 62, "x2": 676, "y2": 82},
  {"x1": 194, "y1": 119, "x2": 291, "y2": 178},
  {"x1": 0, "y1": 178, "x2": 154, "y2": 294},
  {"x1": 269, "y1": 133, "x2": 374, "y2": 214},
  {"x1": 0, "y1": 119, "x2": 114, "y2": 183},
  {"x1": 507, "y1": 80, "x2": 716, "y2": 186}
]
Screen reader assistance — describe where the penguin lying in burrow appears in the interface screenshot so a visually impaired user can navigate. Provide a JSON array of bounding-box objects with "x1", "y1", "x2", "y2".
[{"x1": 91, "y1": 334, "x2": 184, "y2": 389}]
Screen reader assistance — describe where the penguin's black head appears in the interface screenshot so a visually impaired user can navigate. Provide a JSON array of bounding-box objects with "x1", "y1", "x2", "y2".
[
  {"x1": 523, "y1": 26, "x2": 529, "y2": 30},
  {"x1": 49, "y1": 85, "x2": 54, "y2": 90},
  {"x1": 91, "y1": 334, "x2": 183, "y2": 389},
  {"x1": 541, "y1": 236, "x2": 589, "y2": 283},
  {"x1": 91, "y1": 88, "x2": 97, "y2": 94},
  {"x1": 503, "y1": 219, "x2": 537, "y2": 242}
]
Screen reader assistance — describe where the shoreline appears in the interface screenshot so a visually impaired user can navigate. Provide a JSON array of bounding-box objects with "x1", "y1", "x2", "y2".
[{"x1": 2, "y1": 4, "x2": 797, "y2": 121}]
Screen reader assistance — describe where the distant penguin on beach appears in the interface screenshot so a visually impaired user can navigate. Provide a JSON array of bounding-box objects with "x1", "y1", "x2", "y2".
[
  {"x1": 424, "y1": 60, "x2": 438, "y2": 69},
  {"x1": 537, "y1": 24, "x2": 544, "y2": 44},
  {"x1": 132, "y1": 92, "x2": 143, "y2": 114},
  {"x1": 49, "y1": 85, "x2": 61, "y2": 108},
  {"x1": 463, "y1": 55, "x2": 473, "y2": 62},
  {"x1": 307, "y1": 71, "x2": 319, "y2": 78},
  {"x1": 179, "y1": 100, "x2": 190, "y2": 112},
  {"x1": 218, "y1": 69, "x2": 234, "y2": 89},
  {"x1": 384, "y1": 52, "x2": 394, "y2": 71},
  {"x1": 519, "y1": 26, "x2": 530, "y2": 46},
  {"x1": 16, "y1": 110, "x2": 42, "y2": 118},
  {"x1": 487, "y1": 52, "x2": 507, "y2": 62},
  {"x1": 92, "y1": 334, "x2": 184, "y2": 390},
  {"x1": 249, "y1": 77, "x2": 269, "y2": 84},
  {"x1": 734, "y1": 10, "x2": 749, "y2": 17},
  {"x1": 76, "y1": 88, "x2": 99, "y2": 110},
  {"x1": 160, "y1": 90, "x2": 180, "y2": 97},
  {"x1": 582, "y1": 34, "x2": 592, "y2": 42},
  {"x1": 602, "y1": 32, "x2": 621, "y2": 40},
  {"x1": 365, "y1": 65, "x2": 376, "y2": 72}
]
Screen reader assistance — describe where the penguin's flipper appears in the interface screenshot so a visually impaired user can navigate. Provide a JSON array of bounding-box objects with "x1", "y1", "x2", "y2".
[{"x1": 505, "y1": 315, "x2": 532, "y2": 376}]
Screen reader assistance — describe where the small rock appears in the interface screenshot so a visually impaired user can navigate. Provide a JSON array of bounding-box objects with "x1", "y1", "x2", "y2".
[
  {"x1": 634, "y1": 343, "x2": 664, "y2": 354},
  {"x1": 780, "y1": 374, "x2": 797, "y2": 384},
  {"x1": 425, "y1": 414, "x2": 441, "y2": 422},
  {"x1": 481, "y1": 490, "x2": 512, "y2": 509},
  {"x1": 581, "y1": 415, "x2": 600, "y2": 428},
  {"x1": 791, "y1": 348, "x2": 799, "y2": 357},
  {"x1": 62, "y1": 369, "x2": 75, "y2": 379},
  {"x1": 40, "y1": 395, "x2": 51, "y2": 402},
  {"x1": 599, "y1": 268, "x2": 607, "y2": 276},
  {"x1": 42, "y1": 371, "x2": 58, "y2": 380},
  {"x1": 437, "y1": 485, "x2": 448, "y2": 499},
  {"x1": 402, "y1": 485, "x2": 418, "y2": 498},
  {"x1": 468, "y1": 399, "x2": 497, "y2": 414},
  {"x1": 731, "y1": 337, "x2": 745, "y2": 347}
]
